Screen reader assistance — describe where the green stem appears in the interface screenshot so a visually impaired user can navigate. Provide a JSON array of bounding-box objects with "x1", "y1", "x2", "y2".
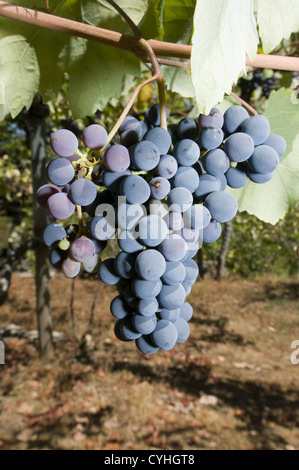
[{"x1": 76, "y1": 204, "x2": 84, "y2": 235}]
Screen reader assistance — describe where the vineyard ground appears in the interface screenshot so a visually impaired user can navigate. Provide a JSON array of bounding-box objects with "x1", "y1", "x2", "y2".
[{"x1": 0, "y1": 273, "x2": 298, "y2": 450}]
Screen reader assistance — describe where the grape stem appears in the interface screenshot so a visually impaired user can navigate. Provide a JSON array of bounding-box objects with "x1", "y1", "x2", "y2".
[
  {"x1": 94, "y1": 73, "x2": 160, "y2": 163},
  {"x1": 230, "y1": 92, "x2": 258, "y2": 116},
  {"x1": 76, "y1": 204, "x2": 85, "y2": 235}
]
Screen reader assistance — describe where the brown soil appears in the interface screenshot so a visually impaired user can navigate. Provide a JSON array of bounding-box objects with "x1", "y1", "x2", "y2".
[{"x1": 0, "y1": 274, "x2": 299, "y2": 450}]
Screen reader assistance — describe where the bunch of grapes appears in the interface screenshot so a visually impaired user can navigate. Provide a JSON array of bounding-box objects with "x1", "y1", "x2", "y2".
[
  {"x1": 238, "y1": 69, "x2": 279, "y2": 101},
  {"x1": 36, "y1": 102, "x2": 286, "y2": 354}
]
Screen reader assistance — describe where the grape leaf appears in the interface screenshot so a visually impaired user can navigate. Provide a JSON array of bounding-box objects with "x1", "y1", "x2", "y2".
[
  {"x1": 191, "y1": 0, "x2": 258, "y2": 114},
  {"x1": 0, "y1": 35, "x2": 39, "y2": 119},
  {"x1": 66, "y1": 40, "x2": 140, "y2": 117},
  {"x1": 162, "y1": 63, "x2": 195, "y2": 98},
  {"x1": 139, "y1": 0, "x2": 165, "y2": 40},
  {"x1": 254, "y1": 0, "x2": 299, "y2": 53},
  {"x1": 162, "y1": 0, "x2": 196, "y2": 44},
  {"x1": 227, "y1": 89, "x2": 299, "y2": 224}
]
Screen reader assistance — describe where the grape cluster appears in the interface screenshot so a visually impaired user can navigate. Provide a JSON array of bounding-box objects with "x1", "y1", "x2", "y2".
[
  {"x1": 238, "y1": 69, "x2": 279, "y2": 101},
  {"x1": 37, "y1": 102, "x2": 286, "y2": 354}
]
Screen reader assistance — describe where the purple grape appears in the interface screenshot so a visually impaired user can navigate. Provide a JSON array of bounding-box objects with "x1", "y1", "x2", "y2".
[
  {"x1": 70, "y1": 237, "x2": 95, "y2": 262},
  {"x1": 158, "y1": 234, "x2": 188, "y2": 262},
  {"x1": 198, "y1": 108, "x2": 224, "y2": 130},
  {"x1": 36, "y1": 183, "x2": 61, "y2": 208},
  {"x1": 130, "y1": 140, "x2": 160, "y2": 171},
  {"x1": 47, "y1": 158, "x2": 75, "y2": 186},
  {"x1": 62, "y1": 258, "x2": 81, "y2": 278},
  {"x1": 69, "y1": 178, "x2": 97, "y2": 206},
  {"x1": 247, "y1": 145, "x2": 279, "y2": 174},
  {"x1": 50, "y1": 129, "x2": 78, "y2": 157},
  {"x1": 43, "y1": 223, "x2": 66, "y2": 247},
  {"x1": 149, "y1": 177, "x2": 171, "y2": 200},
  {"x1": 202, "y1": 149, "x2": 230, "y2": 175},
  {"x1": 82, "y1": 124, "x2": 107, "y2": 150},
  {"x1": 47, "y1": 192, "x2": 75, "y2": 220},
  {"x1": 103, "y1": 144, "x2": 130, "y2": 172},
  {"x1": 156, "y1": 154, "x2": 178, "y2": 179},
  {"x1": 223, "y1": 132, "x2": 254, "y2": 162},
  {"x1": 223, "y1": 105, "x2": 249, "y2": 134}
]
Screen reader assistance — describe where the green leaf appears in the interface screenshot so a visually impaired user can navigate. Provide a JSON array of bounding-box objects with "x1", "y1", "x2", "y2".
[
  {"x1": 66, "y1": 41, "x2": 140, "y2": 117},
  {"x1": 162, "y1": 63, "x2": 195, "y2": 98},
  {"x1": 163, "y1": 0, "x2": 196, "y2": 44},
  {"x1": 227, "y1": 89, "x2": 299, "y2": 224},
  {"x1": 0, "y1": 35, "x2": 39, "y2": 119},
  {"x1": 139, "y1": 0, "x2": 165, "y2": 40},
  {"x1": 82, "y1": 0, "x2": 147, "y2": 34},
  {"x1": 254, "y1": 0, "x2": 299, "y2": 53},
  {"x1": 191, "y1": 0, "x2": 258, "y2": 114}
]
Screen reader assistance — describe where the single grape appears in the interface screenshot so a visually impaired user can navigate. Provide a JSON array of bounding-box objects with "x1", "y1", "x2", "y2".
[
  {"x1": 164, "y1": 211, "x2": 184, "y2": 231},
  {"x1": 193, "y1": 173, "x2": 221, "y2": 201},
  {"x1": 172, "y1": 139, "x2": 200, "y2": 166},
  {"x1": 50, "y1": 129, "x2": 78, "y2": 157},
  {"x1": 202, "y1": 149, "x2": 230, "y2": 175},
  {"x1": 82, "y1": 253, "x2": 101, "y2": 273},
  {"x1": 137, "y1": 298, "x2": 159, "y2": 316},
  {"x1": 198, "y1": 108, "x2": 224, "y2": 130},
  {"x1": 119, "y1": 317, "x2": 142, "y2": 340},
  {"x1": 246, "y1": 169, "x2": 274, "y2": 184},
  {"x1": 225, "y1": 165, "x2": 248, "y2": 188},
  {"x1": 103, "y1": 144, "x2": 130, "y2": 172},
  {"x1": 110, "y1": 295, "x2": 133, "y2": 319},
  {"x1": 119, "y1": 116, "x2": 141, "y2": 135},
  {"x1": 117, "y1": 230, "x2": 144, "y2": 253},
  {"x1": 43, "y1": 223, "x2": 67, "y2": 247},
  {"x1": 173, "y1": 317, "x2": 190, "y2": 343},
  {"x1": 47, "y1": 192, "x2": 75, "y2": 220},
  {"x1": 89, "y1": 214, "x2": 116, "y2": 241},
  {"x1": 131, "y1": 277, "x2": 162, "y2": 300},
  {"x1": 240, "y1": 114, "x2": 271, "y2": 145},
  {"x1": 102, "y1": 168, "x2": 131, "y2": 193},
  {"x1": 47, "y1": 158, "x2": 75, "y2": 186},
  {"x1": 167, "y1": 123, "x2": 180, "y2": 145},
  {"x1": 223, "y1": 105, "x2": 249, "y2": 134},
  {"x1": 184, "y1": 204, "x2": 211, "y2": 230},
  {"x1": 135, "y1": 335, "x2": 159, "y2": 354},
  {"x1": 202, "y1": 221, "x2": 222, "y2": 243},
  {"x1": 132, "y1": 314, "x2": 157, "y2": 335},
  {"x1": 149, "y1": 177, "x2": 171, "y2": 200},
  {"x1": 198, "y1": 127, "x2": 224, "y2": 150},
  {"x1": 114, "y1": 251, "x2": 137, "y2": 279},
  {"x1": 119, "y1": 175, "x2": 151, "y2": 204},
  {"x1": 36, "y1": 183, "x2": 61, "y2": 208},
  {"x1": 62, "y1": 258, "x2": 81, "y2": 278},
  {"x1": 203, "y1": 191, "x2": 238, "y2": 223},
  {"x1": 170, "y1": 166, "x2": 200, "y2": 193},
  {"x1": 70, "y1": 236, "x2": 95, "y2": 262},
  {"x1": 167, "y1": 187, "x2": 193, "y2": 213},
  {"x1": 146, "y1": 103, "x2": 169, "y2": 126},
  {"x1": 158, "y1": 308, "x2": 180, "y2": 322},
  {"x1": 156, "y1": 154, "x2": 178, "y2": 179},
  {"x1": 49, "y1": 247, "x2": 66, "y2": 269},
  {"x1": 136, "y1": 214, "x2": 168, "y2": 247},
  {"x1": 161, "y1": 261, "x2": 186, "y2": 286},
  {"x1": 177, "y1": 117, "x2": 199, "y2": 140},
  {"x1": 263, "y1": 134, "x2": 287, "y2": 158},
  {"x1": 98, "y1": 258, "x2": 121, "y2": 285},
  {"x1": 179, "y1": 302, "x2": 193, "y2": 321},
  {"x1": 120, "y1": 129, "x2": 139, "y2": 147},
  {"x1": 183, "y1": 259, "x2": 199, "y2": 285},
  {"x1": 158, "y1": 234, "x2": 188, "y2": 262},
  {"x1": 82, "y1": 124, "x2": 107, "y2": 150},
  {"x1": 116, "y1": 202, "x2": 146, "y2": 231},
  {"x1": 135, "y1": 249, "x2": 166, "y2": 281},
  {"x1": 143, "y1": 127, "x2": 172, "y2": 155},
  {"x1": 131, "y1": 140, "x2": 161, "y2": 171},
  {"x1": 223, "y1": 132, "x2": 254, "y2": 162},
  {"x1": 150, "y1": 319, "x2": 178, "y2": 351},
  {"x1": 69, "y1": 178, "x2": 97, "y2": 206},
  {"x1": 247, "y1": 145, "x2": 279, "y2": 174}
]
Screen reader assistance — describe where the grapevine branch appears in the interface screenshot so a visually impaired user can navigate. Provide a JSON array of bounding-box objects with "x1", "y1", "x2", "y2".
[{"x1": 0, "y1": 1, "x2": 299, "y2": 71}]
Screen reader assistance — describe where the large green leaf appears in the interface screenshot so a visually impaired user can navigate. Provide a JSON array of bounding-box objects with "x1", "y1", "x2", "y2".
[
  {"x1": 254, "y1": 0, "x2": 299, "y2": 53},
  {"x1": 162, "y1": 63, "x2": 195, "y2": 98},
  {"x1": 191, "y1": 0, "x2": 258, "y2": 115},
  {"x1": 162, "y1": 0, "x2": 196, "y2": 44},
  {"x1": 0, "y1": 35, "x2": 39, "y2": 119},
  {"x1": 227, "y1": 89, "x2": 299, "y2": 224},
  {"x1": 66, "y1": 40, "x2": 140, "y2": 117}
]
